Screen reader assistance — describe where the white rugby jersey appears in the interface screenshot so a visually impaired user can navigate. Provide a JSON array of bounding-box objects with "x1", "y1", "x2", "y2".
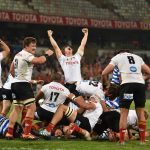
[
  {"x1": 40, "y1": 81, "x2": 70, "y2": 112},
  {"x1": 83, "y1": 98, "x2": 103, "y2": 129},
  {"x1": 0, "y1": 52, "x2": 4, "y2": 88},
  {"x1": 127, "y1": 110, "x2": 137, "y2": 126},
  {"x1": 58, "y1": 52, "x2": 82, "y2": 83},
  {"x1": 76, "y1": 80, "x2": 105, "y2": 101},
  {"x1": 3, "y1": 74, "x2": 14, "y2": 90},
  {"x1": 13, "y1": 50, "x2": 35, "y2": 82},
  {"x1": 110, "y1": 52, "x2": 145, "y2": 84}
]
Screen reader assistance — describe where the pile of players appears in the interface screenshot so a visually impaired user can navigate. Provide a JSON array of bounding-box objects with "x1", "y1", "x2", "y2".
[{"x1": 0, "y1": 28, "x2": 150, "y2": 145}]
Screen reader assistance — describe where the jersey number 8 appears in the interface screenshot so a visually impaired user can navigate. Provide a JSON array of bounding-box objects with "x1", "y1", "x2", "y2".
[{"x1": 127, "y1": 56, "x2": 135, "y2": 64}]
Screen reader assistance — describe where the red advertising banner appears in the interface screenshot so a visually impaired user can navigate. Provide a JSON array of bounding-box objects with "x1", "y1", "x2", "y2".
[{"x1": 0, "y1": 11, "x2": 150, "y2": 30}]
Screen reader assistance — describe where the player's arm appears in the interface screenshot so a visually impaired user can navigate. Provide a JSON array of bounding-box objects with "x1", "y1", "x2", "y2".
[
  {"x1": 9, "y1": 62, "x2": 14, "y2": 77},
  {"x1": 142, "y1": 63, "x2": 150, "y2": 80},
  {"x1": 35, "y1": 91, "x2": 44, "y2": 101},
  {"x1": 47, "y1": 30, "x2": 62, "y2": 59},
  {"x1": 30, "y1": 80, "x2": 44, "y2": 85},
  {"x1": 77, "y1": 28, "x2": 88, "y2": 56},
  {"x1": 0, "y1": 39, "x2": 10, "y2": 58},
  {"x1": 76, "y1": 98, "x2": 96, "y2": 110},
  {"x1": 77, "y1": 108, "x2": 85, "y2": 114},
  {"x1": 31, "y1": 49, "x2": 53, "y2": 64},
  {"x1": 101, "y1": 64, "x2": 115, "y2": 89},
  {"x1": 35, "y1": 91, "x2": 44, "y2": 107},
  {"x1": 100, "y1": 100, "x2": 109, "y2": 112},
  {"x1": 68, "y1": 94, "x2": 96, "y2": 110}
]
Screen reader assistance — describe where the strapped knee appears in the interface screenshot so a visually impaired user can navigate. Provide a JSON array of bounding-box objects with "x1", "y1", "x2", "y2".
[{"x1": 65, "y1": 107, "x2": 74, "y2": 118}]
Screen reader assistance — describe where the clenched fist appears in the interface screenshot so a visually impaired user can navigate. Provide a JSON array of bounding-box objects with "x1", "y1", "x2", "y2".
[
  {"x1": 82, "y1": 28, "x2": 88, "y2": 34},
  {"x1": 47, "y1": 30, "x2": 53, "y2": 37},
  {"x1": 45, "y1": 49, "x2": 54, "y2": 56}
]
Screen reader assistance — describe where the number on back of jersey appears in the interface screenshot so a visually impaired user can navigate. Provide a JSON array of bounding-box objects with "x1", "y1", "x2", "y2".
[
  {"x1": 127, "y1": 56, "x2": 135, "y2": 64},
  {"x1": 14, "y1": 59, "x2": 18, "y2": 77},
  {"x1": 49, "y1": 92, "x2": 59, "y2": 102},
  {"x1": 89, "y1": 81, "x2": 99, "y2": 87}
]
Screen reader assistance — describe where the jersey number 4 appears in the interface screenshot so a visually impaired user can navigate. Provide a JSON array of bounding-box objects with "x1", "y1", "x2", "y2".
[{"x1": 50, "y1": 92, "x2": 59, "y2": 102}]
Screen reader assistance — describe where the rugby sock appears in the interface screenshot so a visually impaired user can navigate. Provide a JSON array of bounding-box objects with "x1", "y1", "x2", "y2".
[
  {"x1": 7, "y1": 127, "x2": 14, "y2": 136},
  {"x1": 46, "y1": 123, "x2": 54, "y2": 132},
  {"x1": 23, "y1": 117, "x2": 33, "y2": 135},
  {"x1": 70, "y1": 123, "x2": 82, "y2": 133},
  {"x1": 139, "y1": 121, "x2": 146, "y2": 143},
  {"x1": 119, "y1": 128, "x2": 126, "y2": 143}
]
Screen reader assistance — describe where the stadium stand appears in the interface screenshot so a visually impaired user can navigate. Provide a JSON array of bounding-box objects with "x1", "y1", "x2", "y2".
[
  {"x1": 89, "y1": 0, "x2": 150, "y2": 20},
  {"x1": 27, "y1": 0, "x2": 118, "y2": 20},
  {"x1": 0, "y1": 0, "x2": 34, "y2": 13},
  {"x1": 111, "y1": 0, "x2": 150, "y2": 21},
  {"x1": 0, "y1": 0, "x2": 149, "y2": 20}
]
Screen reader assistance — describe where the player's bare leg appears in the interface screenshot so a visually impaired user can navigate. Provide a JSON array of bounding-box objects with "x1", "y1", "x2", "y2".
[
  {"x1": 119, "y1": 108, "x2": 129, "y2": 145},
  {"x1": 21, "y1": 103, "x2": 38, "y2": 140},
  {"x1": 1, "y1": 100, "x2": 11, "y2": 116},
  {"x1": 0, "y1": 101, "x2": 3, "y2": 114},
  {"x1": 64, "y1": 123, "x2": 91, "y2": 140},
  {"x1": 6, "y1": 105, "x2": 23, "y2": 139},
  {"x1": 39, "y1": 104, "x2": 76, "y2": 138}
]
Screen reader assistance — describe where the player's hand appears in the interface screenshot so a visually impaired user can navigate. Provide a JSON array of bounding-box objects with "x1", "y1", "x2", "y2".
[
  {"x1": 82, "y1": 28, "x2": 88, "y2": 34},
  {"x1": 45, "y1": 49, "x2": 54, "y2": 56},
  {"x1": 29, "y1": 80, "x2": 44, "y2": 84},
  {"x1": 67, "y1": 93, "x2": 76, "y2": 100},
  {"x1": 37, "y1": 80, "x2": 44, "y2": 85},
  {"x1": 0, "y1": 39, "x2": 6, "y2": 46},
  {"x1": 47, "y1": 30, "x2": 53, "y2": 37}
]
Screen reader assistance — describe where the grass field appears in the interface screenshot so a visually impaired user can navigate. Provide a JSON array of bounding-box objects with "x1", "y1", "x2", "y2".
[{"x1": 0, "y1": 100, "x2": 150, "y2": 150}]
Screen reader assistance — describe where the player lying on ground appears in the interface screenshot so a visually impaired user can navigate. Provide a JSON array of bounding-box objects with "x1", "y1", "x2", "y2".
[{"x1": 38, "y1": 95, "x2": 103, "y2": 140}]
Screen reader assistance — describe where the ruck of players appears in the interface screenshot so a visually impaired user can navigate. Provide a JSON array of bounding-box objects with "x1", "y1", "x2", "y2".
[{"x1": 0, "y1": 28, "x2": 150, "y2": 146}]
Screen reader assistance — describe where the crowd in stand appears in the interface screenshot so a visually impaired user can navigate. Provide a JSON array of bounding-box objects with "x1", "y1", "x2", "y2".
[
  {"x1": 1, "y1": 49, "x2": 150, "y2": 89},
  {"x1": 1, "y1": 28, "x2": 150, "y2": 89}
]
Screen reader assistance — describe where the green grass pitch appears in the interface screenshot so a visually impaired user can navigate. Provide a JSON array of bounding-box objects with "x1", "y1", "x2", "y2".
[{"x1": 0, "y1": 100, "x2": 150, "y2": 150}]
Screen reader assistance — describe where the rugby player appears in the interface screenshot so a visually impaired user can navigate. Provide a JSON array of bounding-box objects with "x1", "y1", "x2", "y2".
[
  {"x1": 0, "y1": 115, "x2": 22, "y2": 139},
  {"x1": 1, "y1": 74, "x2": 14, "y2": 116},
  {"x1": 102, "y1": 50, "x2": 150, "y2": 144},
  {"x1": 39, "y1": 95, "x2": 103, "y2": 140},
  {"x1": 47, "y1": 28, "x2": 88, "y2": 96},
  {"x1": 34, "y1": 72, "x2": 70, "y2": 125},
  {"x1": 0, "y1": 39, "x2": 10, "y2": 113},
  {"x1": 5, "y1": 37, "x2": 53, "y2": 140}
]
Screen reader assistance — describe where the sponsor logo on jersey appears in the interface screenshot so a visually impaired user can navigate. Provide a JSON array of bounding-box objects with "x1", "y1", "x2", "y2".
[
  {"x1": 12, "y1": 93, "x2": 16, "y2": 99},
  {"x1": 130, "y1": 66, "x2": 137, "y2": 72},
  {"x1": 66, "y1": 61, "x2": 79, "y2": 65},
  {"x1": 2, "y1": 94, "x2": 6, "y2": 99},
  {"x1": 123, "y1": 93, "x2": 133, "y2": 100},
  {"x1": 75, "y1": 120, "x2": 81, "y2": 126},
  {"x1": 49, "y1": 86, "x2": 64, "y2": 91},
  {"x1": 46, "y1": 103, "x2": 56, "y2": 107}
]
